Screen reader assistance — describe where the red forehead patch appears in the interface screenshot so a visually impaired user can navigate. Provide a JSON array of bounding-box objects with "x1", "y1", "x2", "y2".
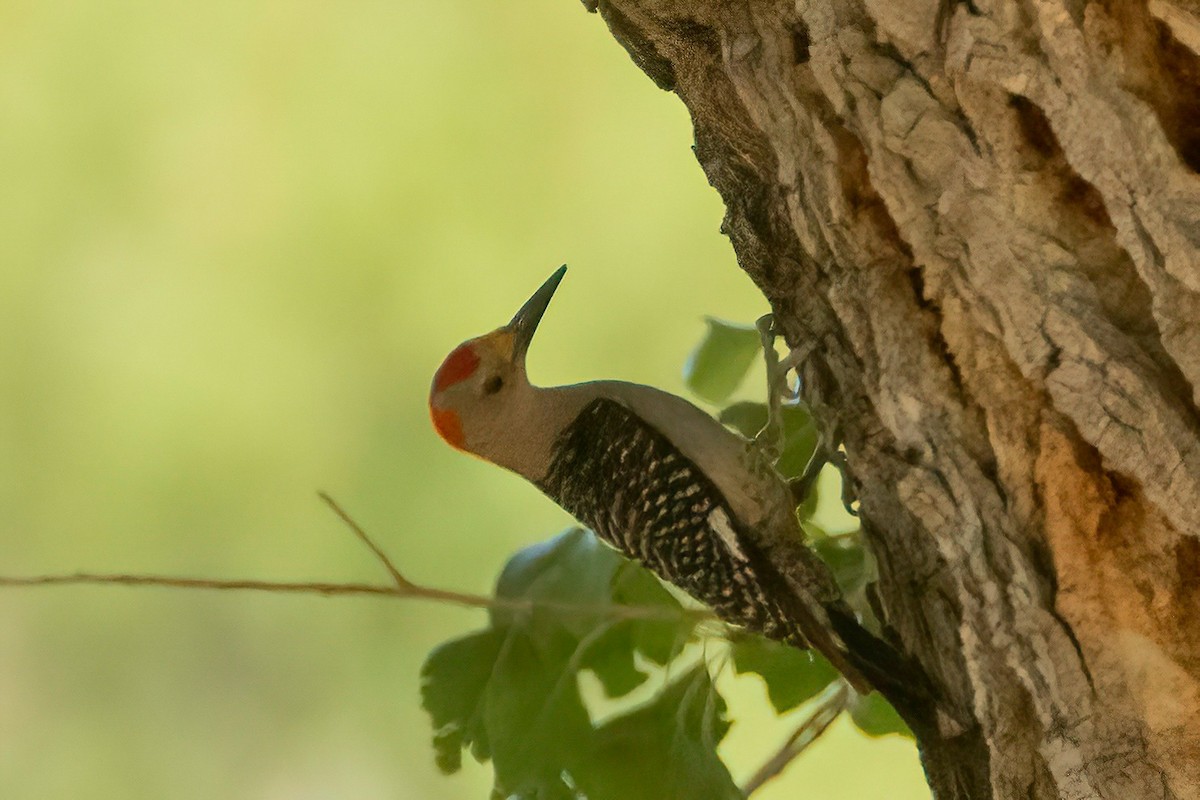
[{"x1": 432, "y1": 344, "x2": 480, "y2": 393}]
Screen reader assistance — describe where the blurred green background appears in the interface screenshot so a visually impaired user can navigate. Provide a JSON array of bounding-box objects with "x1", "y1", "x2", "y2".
[{"x1": 0, "y1": 1, "x2": 930, "y2": 797}]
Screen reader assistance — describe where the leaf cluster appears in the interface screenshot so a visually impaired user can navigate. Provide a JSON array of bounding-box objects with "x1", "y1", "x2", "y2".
[
  {"x1": 421, "y1": 528, "x2": 740, "y2": 799},
  {"x1": 420, "y1": 530, "x2": 908, "y2": 798}
]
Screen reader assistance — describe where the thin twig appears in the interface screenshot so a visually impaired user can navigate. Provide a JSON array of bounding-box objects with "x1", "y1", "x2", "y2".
[
  {"x1": 0, "y1": 493, "x2": 715, "y2": 626},
  {"x1": 0, "y1": 573, "x2": 396, "y2": 597},
  {"x1": 0, "y1": 567, "x2": 710, "y2": 622},
  {"x1": 742, "y1": 681, "x2": 851, "y2": 797},
  {"x1": 317, "y1": 491, "x2": 413, "y2": 590}
]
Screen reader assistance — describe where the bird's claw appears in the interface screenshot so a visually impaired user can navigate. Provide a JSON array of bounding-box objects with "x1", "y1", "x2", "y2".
[{"x1": 754, "y1": 314, "x2": 789, "y2": 463}]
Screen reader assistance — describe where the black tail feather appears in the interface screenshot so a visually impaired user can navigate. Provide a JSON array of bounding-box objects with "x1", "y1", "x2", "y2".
[{"x1": 826, "y1": 604, "x2": 938, "y2": 713}]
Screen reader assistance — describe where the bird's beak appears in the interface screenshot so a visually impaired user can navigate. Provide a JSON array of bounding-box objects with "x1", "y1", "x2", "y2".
[{"x1": 506, "y1": 265, "x2": 566, "y2": 363}]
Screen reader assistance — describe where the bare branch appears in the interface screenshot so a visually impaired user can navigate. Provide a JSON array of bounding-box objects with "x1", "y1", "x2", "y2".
[
  {"x1": 742, "y1": 681, "x2": 851, "y2": 796},
  {"x1": 0, "y1": 573, "x2": 397, "y2": 597},
  {"x1": 0, "y1": 493, "x2": 715, "y2": 626},
  {"x1": 317, "y1": 491, "x2": 413, "y2": 590}
]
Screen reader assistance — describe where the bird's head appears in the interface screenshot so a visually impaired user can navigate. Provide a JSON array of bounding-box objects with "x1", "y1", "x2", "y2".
[{"x1": 428, "y1": 265, "x2": 566, "y2": 455}]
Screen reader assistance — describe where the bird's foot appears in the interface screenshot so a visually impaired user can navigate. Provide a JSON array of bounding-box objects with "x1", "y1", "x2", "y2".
[
  {"x1": 754, "y1": 313, "x2": 812, "y2": 464},
  {"x1": 754, "y1": 314, "x2": 789, "y2": 463}
]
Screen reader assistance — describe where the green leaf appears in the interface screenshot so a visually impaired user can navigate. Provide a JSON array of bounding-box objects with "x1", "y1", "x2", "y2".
[
  {"x1": 730, "y1": 634, "x2": 839, "y2": 713},
  {"x1": 684, "y1": 318, "x2": 761, "y2": 404},
  {"x1": 421, "y1": 529, "x2": 704, "y2": 796},
  {"x1": 580, "y1": 622, "x2": 648, "y2": 698},
  {"x1": 806, "y1": 527, "x2": 871, "y2": 596},
  {"x1": 420, "y1": 629, "x2": 503, "y2": 773},
  {"x1": 421, "y1": 625, "x2": 595, "y2": 797},
  {"x1": 483, "y1": 632, "x2": 595, "y2": 797},
  {"x1": 849, "y1": 691, "x2": 912, "y2": 738},
  {"x1": 492, "y1": 528, "x2": 619, "y2": 636},
  {"x1": 609, "y1": 561, "x2": 690, "y2": 666},
  {"x1": 572, "y1": 666, "x2": 741, "y2": 800},
  {"x1": 773, "y1": 405, "x2": 819, "y2": 480},
  {"x1": 716, "y1": 401, "x2": 768, "y2": 438},
  {"x1": 490, "y1": 529, "x2": 694, "y2": 695}
]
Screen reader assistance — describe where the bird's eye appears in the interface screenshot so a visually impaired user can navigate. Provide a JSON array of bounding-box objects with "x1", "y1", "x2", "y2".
[{"x1": 483, "y1": 375, "x2": 504, "y2": 395}]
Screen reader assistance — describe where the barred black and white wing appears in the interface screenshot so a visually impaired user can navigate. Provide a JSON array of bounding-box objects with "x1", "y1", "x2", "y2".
[{"x1": 538, "y1": 397, "x2": 834, "y2": 650}]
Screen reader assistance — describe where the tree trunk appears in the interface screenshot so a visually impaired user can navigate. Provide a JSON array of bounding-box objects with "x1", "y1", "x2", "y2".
[{"x1": 581, "y1": 1, "x2": 1200, "y2": 797}]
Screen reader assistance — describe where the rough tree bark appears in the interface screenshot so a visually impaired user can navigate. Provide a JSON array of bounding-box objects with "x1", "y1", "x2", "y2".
[{"x1": 580, "y1": 1, "x2": 1200, "y2": 798}]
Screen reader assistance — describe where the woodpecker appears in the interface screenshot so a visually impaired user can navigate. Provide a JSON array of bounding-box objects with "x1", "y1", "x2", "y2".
[{"x1": 429, "y1": 266, "x2": 881, "y2": 691}]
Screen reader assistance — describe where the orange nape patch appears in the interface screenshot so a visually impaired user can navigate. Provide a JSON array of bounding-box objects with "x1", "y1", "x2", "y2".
[
  {"x1": 430, "y1": 406, "x2": 467, "y2": 450},
  {"x1": 432, "y1": 344, "x2": 481, "y2": 393}
]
